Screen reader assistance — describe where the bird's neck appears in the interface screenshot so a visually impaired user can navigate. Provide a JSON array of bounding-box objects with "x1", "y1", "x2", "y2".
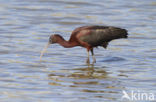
[{"x1": 57, "y1": 37, "x2": 77, "y2": 48}]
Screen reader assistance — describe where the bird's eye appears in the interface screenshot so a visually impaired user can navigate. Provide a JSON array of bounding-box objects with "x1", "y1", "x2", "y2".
[{"x1": 49, "y1": 36, "x2": 53, "y2": 44}]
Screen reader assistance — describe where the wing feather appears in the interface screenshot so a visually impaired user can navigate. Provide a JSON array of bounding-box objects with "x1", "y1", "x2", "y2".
[{"x1": 80, "y1": 26, "x2": 128, "y2": 47}]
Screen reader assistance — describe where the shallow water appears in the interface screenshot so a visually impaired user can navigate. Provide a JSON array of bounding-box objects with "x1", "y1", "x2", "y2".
[{"x1": 0, "y1": 0, "x2": 156, "y2": 102}]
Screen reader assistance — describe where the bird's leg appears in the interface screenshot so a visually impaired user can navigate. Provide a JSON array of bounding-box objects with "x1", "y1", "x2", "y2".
[
  {"x1": 86, "y1": 49, "x2": 90, "y2": 64},
  {"x1": 91, "y1": 49, "x2": 96, "y2": 63}
]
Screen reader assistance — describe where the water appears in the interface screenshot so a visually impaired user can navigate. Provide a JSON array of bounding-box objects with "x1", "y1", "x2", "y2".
[{"x1": 0, "y1": 0, "x2": 156, "y2": 102}]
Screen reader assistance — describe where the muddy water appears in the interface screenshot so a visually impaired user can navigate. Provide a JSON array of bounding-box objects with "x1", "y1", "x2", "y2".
[{"x1": 0, "y1": 0, "x2": 156, "y2": 102}]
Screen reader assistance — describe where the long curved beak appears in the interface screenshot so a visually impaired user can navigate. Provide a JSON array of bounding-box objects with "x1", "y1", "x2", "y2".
[{"x1": 40, "y1": 42, "x2": 51, "y2": 61}]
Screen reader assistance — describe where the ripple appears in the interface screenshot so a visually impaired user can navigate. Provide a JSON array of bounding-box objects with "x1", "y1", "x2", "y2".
[
  {"x1": 0, "y1": 0, "x2": 156, "y2": 101},
  {"x1": 101, "y1": 57, "x2": 126, "y2": 62},
  {"x1": 55, "y1": 21, "x2": 86, "y2": 25}
]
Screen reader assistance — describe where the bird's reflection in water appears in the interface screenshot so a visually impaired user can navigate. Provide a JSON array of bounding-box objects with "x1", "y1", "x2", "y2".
[
  {"x1": 68, "y1": 65, "x2": 108, "y2": 79},
  {"x1": 48, "y1": 65, "x2": 109, "y2": 86},
  {"x1": 48, "y1": 65, "x2": 122, "y2": 101}
]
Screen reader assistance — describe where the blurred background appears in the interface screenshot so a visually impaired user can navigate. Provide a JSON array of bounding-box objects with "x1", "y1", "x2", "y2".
[{"x1": 0, "y1": 0, "x2": 156, "y2": 102}]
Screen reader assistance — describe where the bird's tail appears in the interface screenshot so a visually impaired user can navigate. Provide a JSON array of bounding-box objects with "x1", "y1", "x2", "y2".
[
  {"x1": 110, "y1": 27, "x2": 128, "y2": 39},
  {"x1": 122, "y1": 29, "x2": 128, "y2": 38}
]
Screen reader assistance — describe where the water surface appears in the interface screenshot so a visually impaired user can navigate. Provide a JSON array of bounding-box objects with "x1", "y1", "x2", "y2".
[{"x1": 0, "y1": 0, "x2": 156, "y2": 102}]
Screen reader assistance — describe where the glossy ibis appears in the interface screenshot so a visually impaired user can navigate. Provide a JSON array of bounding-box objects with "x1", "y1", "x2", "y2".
[{"x1": 40, "y1": 26, "x2": 128, "y2": 63}]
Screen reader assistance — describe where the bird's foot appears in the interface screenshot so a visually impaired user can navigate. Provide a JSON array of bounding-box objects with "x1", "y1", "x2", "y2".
[
  {"x1": 92, "y1": 59, "x2": 96, "y2": 63},
  {"x1": 86, "y1": 59, "x2": 90, "y2": 64},
  {"x1": 92, "y1": 57, "x2": 96, "y2": 63}
]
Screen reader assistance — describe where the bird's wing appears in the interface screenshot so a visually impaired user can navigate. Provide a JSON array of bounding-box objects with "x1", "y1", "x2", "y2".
[
  {"x1": 79, "y1": 27, "x2": 127, "y2": 47},
  {"x1": 69, "y1": 26, "x2": 90, "y2": 42},
  {"x1": 79, "y1": 29, "x2": 110, "y2": 46}
]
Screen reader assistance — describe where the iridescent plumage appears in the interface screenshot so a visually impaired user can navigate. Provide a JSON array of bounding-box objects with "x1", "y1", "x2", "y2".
[{"x1": 45, "y1": 25, "x2": 128, "y2": 63}]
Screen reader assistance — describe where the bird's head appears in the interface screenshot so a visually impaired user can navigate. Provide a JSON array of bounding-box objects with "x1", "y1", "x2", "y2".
[
  {"x1": 49, "y1": 34, "x2": 62, "y2": 44},
  {"x1": 40, "y1": 34, "x2": 62, "y2": 60}
]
